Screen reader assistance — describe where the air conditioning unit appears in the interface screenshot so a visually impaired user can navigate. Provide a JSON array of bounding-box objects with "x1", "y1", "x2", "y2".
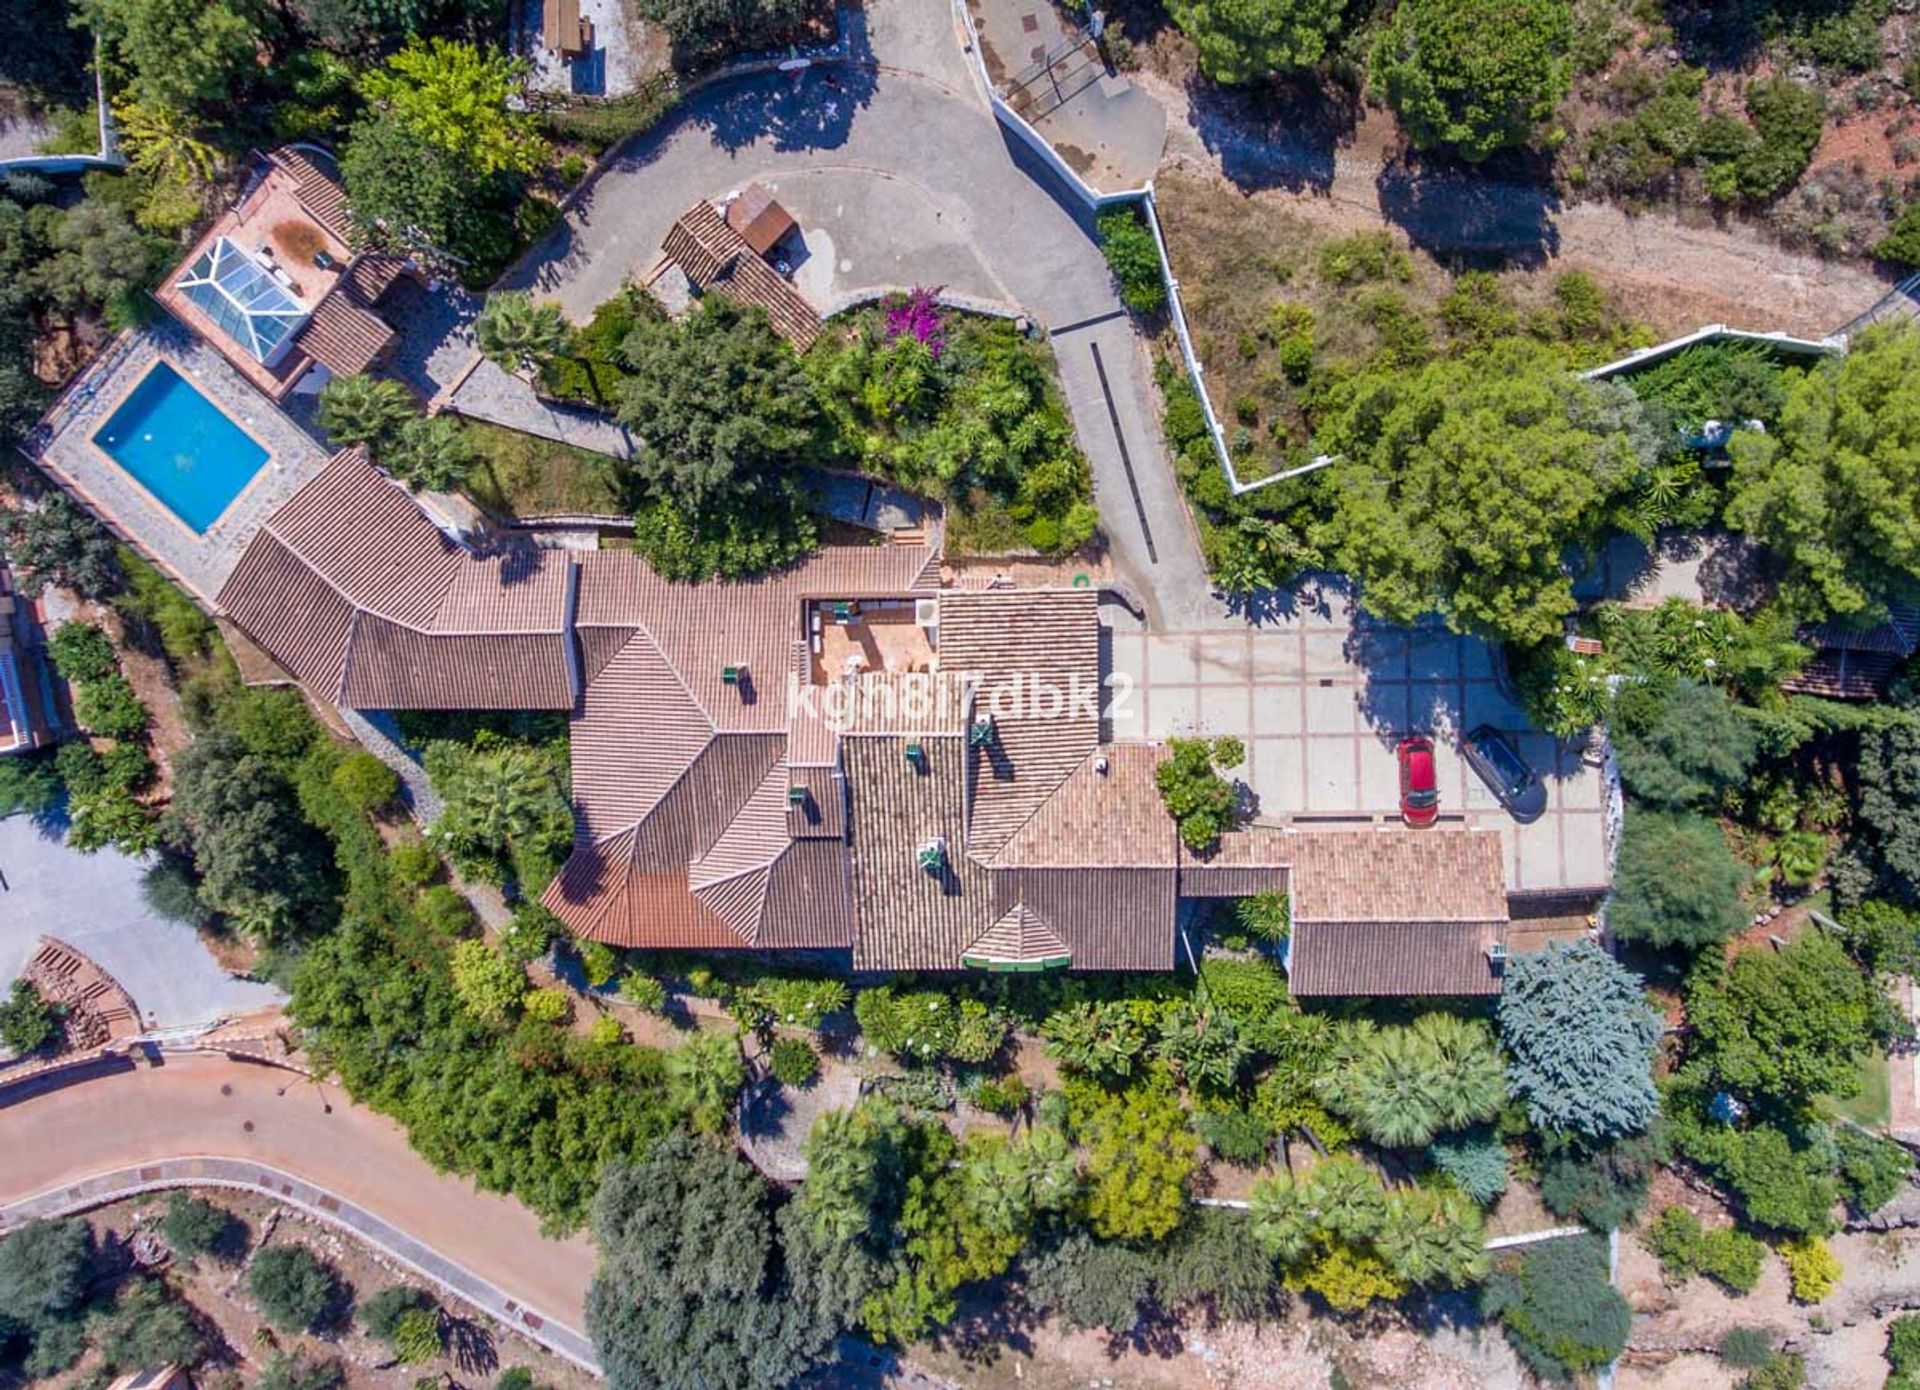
[{"x1": 915, "y1": 597, "x2": 939, "y2": 628}]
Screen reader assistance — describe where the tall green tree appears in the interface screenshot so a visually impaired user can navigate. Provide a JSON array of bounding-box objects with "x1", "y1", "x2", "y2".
[
  {"x1": 665, "y1": 1029, "x2": 747, "y2": 1134},
  {"x1": 0, "y1": 494, "x2": 121, "y2": 598},
  {"x1": 76, "y1": 0, "x2": 261, "y2": 111},
  {"x1": 340, "y1": 111, "x2": 516, "y2": 271},
  {"x1": 385, "y1": 415, "x2": 476, "y2": 492},
  {"x1": 1499, "y1": 939, "x2": 1662, "y2": 1138},
  {"x1": 637, "y1": 0, "x2": 805, "y2": 66},
  {"x1": 1313, "y1": 1013, "x2": 1507, "y2": 1149},
  {"x1": 167, "y1": 732, "x2": 338, "y2": 940},
  {"x1": 38, "y1": 199, "x2": 159, "y2": 321},
  {"x1": 359, "y1": 39, "x2": 546, "y2": 177},
  {"x1": 317, "y1": 373, "x2": 415, "y2": 450},
  {"x1": 1369, "y1": 0, "x2": 1573, "y2": 162},
  {"x1": 1309, "y1": 342, "x2": 1653, "y2": 644},
  {"x1": 1725, "y1": 323, "x2": 1920, "y2": 620},
  {"x1": 586, "y1": 1134, "x2": 838, "y2": 1390},
  {"x1": 1608, "y1": 809, "x2": 1748, "y2": 951},
  {"x1": 1611, "y1": 679, "x2": 1758, "y2": 811},
  {"x1": 614, "y1": 297, "x2": 822, "y2": 510},
  {"x1": 1169, "y1": 0, "x2": 1347, "y2": 81},
  {"x1": 1686, "y1": 930, "x2": 1889, "y2": 1112}
]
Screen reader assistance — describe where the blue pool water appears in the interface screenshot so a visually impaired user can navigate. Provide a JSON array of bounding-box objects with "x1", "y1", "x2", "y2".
[{"x1": 91, "y1": 363, "x2": 270, "y2": 534}]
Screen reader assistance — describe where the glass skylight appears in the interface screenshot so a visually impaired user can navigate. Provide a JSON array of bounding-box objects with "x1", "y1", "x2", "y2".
[{"x1": 175, "y1": 237, "x2": 308, "y2": 363}]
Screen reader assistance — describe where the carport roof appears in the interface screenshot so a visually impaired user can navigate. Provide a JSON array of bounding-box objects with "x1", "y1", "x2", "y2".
[{"x1": 1289, "y1": 920, "x2": 1506, "y2": 997}]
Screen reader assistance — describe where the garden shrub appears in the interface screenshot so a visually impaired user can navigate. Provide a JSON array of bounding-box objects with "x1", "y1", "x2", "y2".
[
  {"x1": 1719, "y1": 1324, "x2": 1776, "y2": 1370},
  {"x1": 0, "y1": 979, "x2": 63, "y2": 1055},
  {"x1": 46, "y1": 621, "x2": 118, "y2": 682},
  {"x1": 1834, "y1": 1126, "x2": 1914, "y2": 1217},
  {"x1": 1779, "y1": 1235, "x2": 1839, "y2": 1303},
  {"x1": 1096, "y1": 206, "x2": 1166, "y2": 314},
  {"x1": 1886, "y1": 1313, "x2": 1920, "y2": 1389},
  {"x1": 1194, "y1": 1104, "x2": 1275, "y2": 1165},
  {"x1": 1429, "y1": 1128, "x2": 1510, "y2": 1205},
  {"x1": 248, "y1": 1244, "x2": 339, "y2": 1332},
  {"x1": 969, "y1": 1075, "x2": 1029, "y2": 1115},
  {"x1": 73, "y1": 673, "x2": 150, "y2": 740},
  {"x1": 620, "y1": 971, "x2": 668, "y2": 1012},
  {"x1": 1645, "y1": 1206, "x2": 1766, "y2": 1293},
  {"x1": 769, "y1": 1036, "x2": 819, "y2": 1087},
  {"x1": 160, "y1": 1193, "x2": 234, "y2": 1259},
  {"x1": 389, "y1": 838, "x2": 441, "y2": 889},
  {"x1": 331, "y1": 751, "x2": 398, "y2": 812},
  {"x1": 1482, "y1": 1234, "x2": 1630, "y2": 1384}
]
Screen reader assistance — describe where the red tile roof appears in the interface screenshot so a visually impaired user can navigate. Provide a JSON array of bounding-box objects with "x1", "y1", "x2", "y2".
[
  {"x1": 1288, "y1": 920, "x2": 1506, "y2": 997},
  {"x1": 661, "y1": 200, "x2": 822, "y2": 350}
]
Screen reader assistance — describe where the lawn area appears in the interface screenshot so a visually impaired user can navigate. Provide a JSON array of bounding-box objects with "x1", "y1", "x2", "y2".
[
  {"x1": 457, "y1": 418, "x2": 625, "y2": 520},
  {"x1": 1827, "y1": 1046, "x2": 1891, "y2": 1129}
]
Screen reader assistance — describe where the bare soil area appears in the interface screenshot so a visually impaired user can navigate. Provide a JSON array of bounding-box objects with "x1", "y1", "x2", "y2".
[
  {"x1": 68, "y1": 1191, "x2": 592, "y2": 1390},
  {"x1": 1142, "y1": 72, "x2": 1896, "y2": 341}
]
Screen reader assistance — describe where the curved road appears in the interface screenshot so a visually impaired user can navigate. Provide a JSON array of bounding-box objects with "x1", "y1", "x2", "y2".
[
  {"x1": 490, "y1": 0, "x2": 1217, "y2": 628},
  {"x1": 0, "y1": 1053, "x2": 594, "y2": 1359}
]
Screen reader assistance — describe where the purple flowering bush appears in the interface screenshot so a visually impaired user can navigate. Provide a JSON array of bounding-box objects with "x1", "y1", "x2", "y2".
[{"x1": 883, "y1": 286, "x2": 947, "y2": 358}]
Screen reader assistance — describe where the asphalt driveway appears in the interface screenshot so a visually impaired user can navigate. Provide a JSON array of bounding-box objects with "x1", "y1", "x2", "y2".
[{"x1": 0, "y1": 812, "x2": 283, "y2": 1031}]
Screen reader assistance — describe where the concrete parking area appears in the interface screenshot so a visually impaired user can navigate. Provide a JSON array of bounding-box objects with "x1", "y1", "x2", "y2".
[
  {"x1": 0, "y1": 813, "x2": 284, "y2": 1031},
  {"x1": 1105, "y1": 581, "x2": 1611, "y2": 897}
]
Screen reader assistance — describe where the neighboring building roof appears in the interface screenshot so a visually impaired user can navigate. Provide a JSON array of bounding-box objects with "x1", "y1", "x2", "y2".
[
  {"x1": 725, "y1": 185, "x2": 797, "y2": 257},
  {"x1": 153, "y1": 147, "x2": 402, "y2": 402},
  {"x1": 1287, "y1": 919, "x2": 1506, "y2": 997},
  {"x1": 1782, "y1": 601, "x2": 1920, "y2": 700},
  {"x1": 661, "y1": 200, "x2": 822, "y2": 350},
  {"x1": 217, "y1": 451, "x2": 575, "y2": 708},
  {"x1": 0, "y1": 569, "x2": 57, "y2": 755}
]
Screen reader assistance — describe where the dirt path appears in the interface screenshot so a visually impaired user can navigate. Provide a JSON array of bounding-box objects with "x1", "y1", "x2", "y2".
[{"x1": 1146, "y1": 76, "x2": 1894, "y2": 341}]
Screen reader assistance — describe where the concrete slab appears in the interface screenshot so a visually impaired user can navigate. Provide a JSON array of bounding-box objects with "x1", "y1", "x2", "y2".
[
  {"x1": 1193, "y1": 632, "x2": 1250, "y2": 685},
  {"x1": 1303, "y1": 682, "x2": 1358, "y2": 734},
  {"x1": 1250, "y1": 634, "x2": 1306, "y2": 682},
  {"x1": 1304, "y1": 739, "x2": 1360, "y2": 812},
  {"x1": 1303, "y1": 629, "x2": 1353, "y2": 676},
  {"x1": 0, "y1": 812, "x2": 284, "y2": 1031},
  {"x1": 1254, "y1": 687, "x2": 1306, "y2": 736},
  {"x1": 1194, "y1": 685, "x2": 1251, "y2": 736},
  {"x1": 1145, "y1": 684, "x2": 1199, "y2": 736},
  {"x1": 1408, "y1": 634, "x2": 1461, "y2": 682},
  {"x1": 1146, "y1": 634, "x2": 1200, "y2": 685}
]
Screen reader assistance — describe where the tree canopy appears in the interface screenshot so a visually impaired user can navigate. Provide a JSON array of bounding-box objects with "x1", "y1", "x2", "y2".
[
  {"x1": 1499, "y1": 939, "x2": 1661, "y2": 1138},
  {"x1": 1170, "y1": 0, "x2": 1347, "y2": 81},
  {"x1": 1608, "y1": 808, "x2": 1748, "y2": 951},
  {"x1": 76, "y1": 0, "x2": 261, "y2": 111},
  {"x1": 359, "y1": 39, "x2": 546, "y2": 177},
  {"x1": 1314, "y1": 1013, "x2": 1507, "y2": 1148},
  {"x1": 1725, "y1": 324, "x2": 1920, "y2": 621},
  {"x1": 614, "y1": 297, "x2": 822, "y2": 510},
  {"x1": 1611, "y1": 679, "x2": 1759, "y2": 810},
  {"x1": 1369, "y1": 0, "x2": 1574, "y2": 162},
  {"x1": 1686, "y1": 930, "x2": 1889, "y2": 1112},
  {"x1": 586, "y1": 1133, "x2": 838, "y2": 1390},
  {"x1": 1309, "y1": 342, "x2": 1653, "y2": 644}
]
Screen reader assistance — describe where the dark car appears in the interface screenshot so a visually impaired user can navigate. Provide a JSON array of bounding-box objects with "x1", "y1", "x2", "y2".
[
  {"x1": 1397, "y1": 735, "x2": 1439, "y2": 827},
  {"x1": 1462, "y1": 725, "x2": 1548, "y2": 823}
]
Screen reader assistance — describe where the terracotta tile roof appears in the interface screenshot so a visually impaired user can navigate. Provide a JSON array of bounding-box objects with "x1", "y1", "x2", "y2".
[
  {"x1": 836, "y1": 670, "x2": 974, "y2": 734},
  {"x1": 271, "y1": 146, "x2": 354, "y2": 246},
  {"x1": 1288, "y1": 921, "x2": 1505, "y2": 997},
  {"x1": 936, "y1": 589, "x2": 1101, "y2": 859},
  {"x1": 846, "y1": 732, "x2": 995, "y2": 970},
  {"x1": 1178, "y1": 864, "x2": 1287, "y2": 898},
  {"x1": 1780, "y1": 649, "x2": 1905, "y2": 700},
  {"x1": 661, "y1": 200, "x2": 734, "y2": 283},
  {"x1": 1287, "y1": 829, "x2": 1509, "y2": 924},
  {"x1": 217, "y1": 451, "x2": 575, "y2": 708},
  {"x1": 992, "y1": 867, "x2": 1176, "y2": 971},
  {"x1": 787, "y1": 764, "x2": 844, "y2": 839},
  {"x1": 628, "y1": 734, "x2": 783, "y2": 872},
  {"x1": 294, "y1": 290, "x2": 394, "y2": 380},
  {"x1": 759, "y1": 837, "x2": 854, "y2": 948},
  {"x1": 963, "y1": 904, "x2": 1072, "y2": 967},
  {"x1": 994, "y1": 744, "x2": 1174, "y2": 867},
  {"x1": 661, "y1": 200, "x2": 822, "y2": 351},
  {"x1": 693, "y1": 760, "x2": 792, "y2": 888},
  {"x1": 344, "y1": 252, "x2": 407, "y2": 304},
  {"x1": 339, "y1": 621, "x2": 575, "y2": 711}
]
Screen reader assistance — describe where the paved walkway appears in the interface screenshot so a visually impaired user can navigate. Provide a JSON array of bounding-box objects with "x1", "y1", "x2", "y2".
[
  {"x1": 1, "y1": 1150, "x2": 597, "y2": 1371},
  {"x1": 0, "y1": 1051, "x2": 595, "y2": 1360},
  {"x1": 0, "y1": 813, "x2": 284, "y2": 1031}
]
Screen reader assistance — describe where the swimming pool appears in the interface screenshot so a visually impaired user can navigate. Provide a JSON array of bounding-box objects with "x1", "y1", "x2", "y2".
[{"x1": 91, "y1": 363, "x2": 270, "y2": 534}]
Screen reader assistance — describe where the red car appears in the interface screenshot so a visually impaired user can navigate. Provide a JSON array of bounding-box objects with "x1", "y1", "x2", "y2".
[{"x1": 1398, "y1": 735, "x2": 1439, "y2": 826}]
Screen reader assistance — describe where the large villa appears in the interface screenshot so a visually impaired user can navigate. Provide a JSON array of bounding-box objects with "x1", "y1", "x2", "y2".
[{"x1": 20, "y1": 145, "x2": 1610, "y2": 991}]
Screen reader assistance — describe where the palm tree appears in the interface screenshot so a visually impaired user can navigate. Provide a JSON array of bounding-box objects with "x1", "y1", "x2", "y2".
[
  {"x1": 475, "y1": 290, "x2": 572, "y2": 377},
  {"x1": 1308, "y1": 1155, "x2": 1389, "y2": 1243},
  {"x1": 1248, "y1": 1171, "x2": 1316, "y2": 1265},
  {"x1": 317, "y1": 373, "x2": 414, "y2": 450},
  {"x1": 665, "y1": 1028, "x2": 746, "y2": 1134},
  {"x1": 386, "y1": 414, "x2": 476, "y2": 492},
  {"x1": 1377, "y1": 1186, "x2": 1488, "y2": 1287}
]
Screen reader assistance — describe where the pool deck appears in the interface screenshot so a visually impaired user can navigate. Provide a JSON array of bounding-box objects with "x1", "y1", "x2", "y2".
[{"x1": 24, "y1": 314, "x2": 332, "y2": 606}]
